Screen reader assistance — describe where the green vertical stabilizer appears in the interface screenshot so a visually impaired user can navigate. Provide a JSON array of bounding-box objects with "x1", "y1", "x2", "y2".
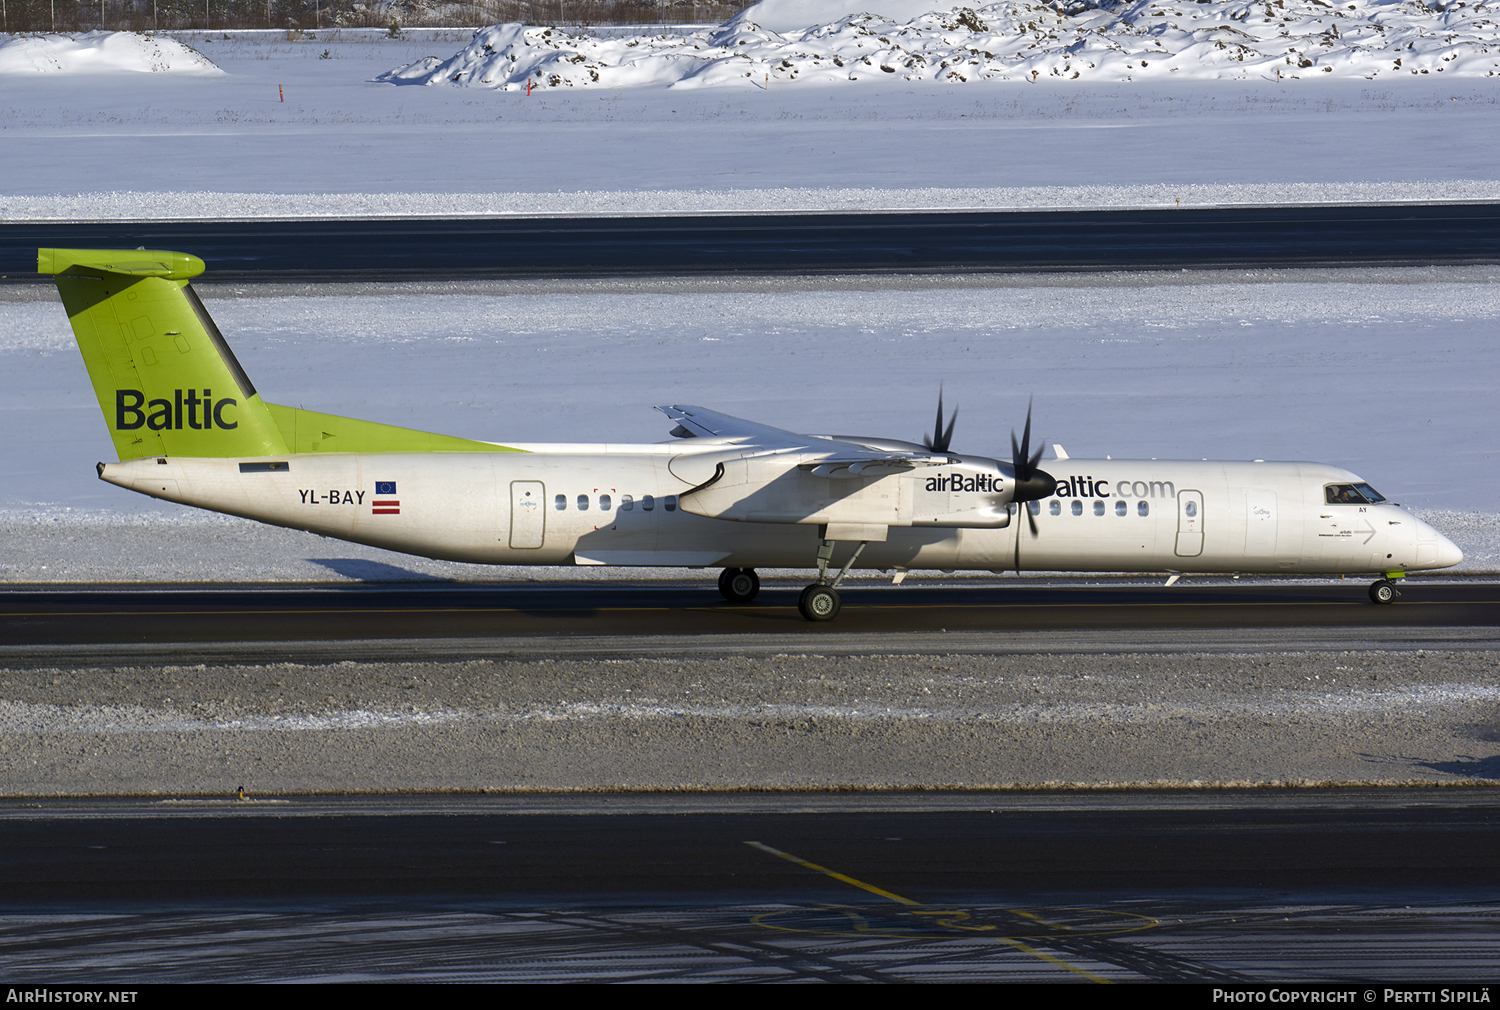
[
  {"x1": 42, "y1": 248, "x2": 526, "y2": 460},
  {"x1": 40, "y1": 248, "x2": 290, "y2": 460}
]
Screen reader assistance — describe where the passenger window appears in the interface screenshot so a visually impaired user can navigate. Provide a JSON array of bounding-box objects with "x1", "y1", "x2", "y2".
[
  {"x1": 1115, "y1": 501, "x2": 1127, "y2": 517},
  {"x1": 1138, "y1": 500, "x2": 1149, "y2": 517},
  {"x1": 577, "y1": 494, "x2": 589, "y2": 511},
  {"x1": 599, "y1": 494, "x2": 611, "y2": 511},
  {"x1": 664, "y1": 495, "x2": 677, "y2": 512},
  {"x1": 1028, "y1": 500, "x2": 1040, "y2": 515},
  {"x1": 620, "y1": 495, "x2": 634, "y2": 512},
  {"x1": 554, "y1": 494, "x2": 566, "y2": 511},
  {"x1": 1071, "y1": 500, "x2": 1083, "y2": 516},
  {"x1": 1185, "y1": 501, "x2": 1198, "y2": 518},
  {"x1": 642, "y1": 494, "x2": 655, "y2": 512},
  {"x1": 1093, "y1": 501, "x2": 1105, "y2": 516},
  {"x1": 1049, "y1": 500, "x2": 1061, "y2": 516}
]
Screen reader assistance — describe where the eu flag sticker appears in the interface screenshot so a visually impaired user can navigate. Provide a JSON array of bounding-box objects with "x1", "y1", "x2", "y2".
[{"x1": 375, "y1": 481, "x2": 396, "y2": 495}]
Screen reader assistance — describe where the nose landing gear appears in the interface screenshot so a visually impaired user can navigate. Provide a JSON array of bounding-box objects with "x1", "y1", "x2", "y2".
[
  {"x1": 796, "y1": 536, "x2": 871, "y2": 622},
  {"x1": 798, "y1": 583, "x2": 842, "y2": 621},
  {"x1": 1369, "y1": 578, "x2": 1401, "y2": 604}
]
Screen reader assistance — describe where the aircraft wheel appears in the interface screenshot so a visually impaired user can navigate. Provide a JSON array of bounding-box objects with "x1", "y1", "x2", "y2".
[
  {"x1": 798, "y1": 584, "x2": 841, "y2": 622},
  {"x1": 718, "y1": 567, "x2": 760, "y2": 603},
  {"x1": 1369, "y1": 579, "x2": 1400, "y2": 605}
]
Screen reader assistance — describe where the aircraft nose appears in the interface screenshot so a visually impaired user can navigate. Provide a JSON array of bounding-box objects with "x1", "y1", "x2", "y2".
[
  {"x1": 1435, "y1": 532, "x2": 1464, "y2": 569},
  {"x1": 1414, "y1": 516, "x2": 1465, "y2": 570}
]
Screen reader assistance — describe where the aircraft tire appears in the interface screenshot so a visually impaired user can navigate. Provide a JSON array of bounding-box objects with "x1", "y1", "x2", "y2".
[
  {"x1": 798, "y1": 584, "x2": 841, "y2": 622},
  {"x1": 718, "y1": 567, "x2": 760, "y2": 603},
  {"x1": 1369, "y1": 579, "x2": 1399, "y2": 604}
]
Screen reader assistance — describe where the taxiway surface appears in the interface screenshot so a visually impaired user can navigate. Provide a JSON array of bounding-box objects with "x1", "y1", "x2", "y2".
[
  {"x1": 3, "y1": 580, "x2": 1497, "y2": 658},
  {"x1": 6, "y1": 580, "x2": 1498, "y2": 640},
  {"x1": 2, "y1": 791, "x2": 1498, "y2": 983},
  {"x1": 5, "y1": 204, "x2": 1500, "y2": 280}
]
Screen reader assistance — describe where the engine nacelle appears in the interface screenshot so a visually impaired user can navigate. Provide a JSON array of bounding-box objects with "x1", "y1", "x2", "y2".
[{"x1": 674, "y1": 452, "x2": 1013, "y2": 529}]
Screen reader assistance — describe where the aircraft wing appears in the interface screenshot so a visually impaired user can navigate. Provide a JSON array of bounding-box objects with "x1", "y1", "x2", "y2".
[
  {"x1": 662, "y1": 406, "x2": 995, "y2": 529},
  {"x1": 657, "y1": 404, "x2": 810, "y2": 445},
  {"x1": 659, "y1": 405, "x2": 954, "y2": 480}
]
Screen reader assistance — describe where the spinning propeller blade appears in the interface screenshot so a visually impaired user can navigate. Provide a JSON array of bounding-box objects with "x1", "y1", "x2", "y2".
[
  {"x1": 1009, "y1": 397, "x2": 1057, "y2": 512},
  {"x1": 924, "y1": 386, "x2": 958, "y2": 454},
  {"x1": 1009, "y1": 398, "x2": 1058, "y2": 570},
  {"x1": 921, "y1": 389, "x2": 1056, "y2": 568}
]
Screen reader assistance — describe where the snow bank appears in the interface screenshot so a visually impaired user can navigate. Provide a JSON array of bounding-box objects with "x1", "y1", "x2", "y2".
[
  {"x1": 735, "y1": 0, "x2": 951, "y2": 34},
  {"x1": 378, "y1": 0, "x2": 1500, "y2": 90},
  {"x1": 9, "y1": 180, "x2": 1500, "y2": 223},
  {"x1": 0, "y1": 31, "x2": 221, "y2": 74}
]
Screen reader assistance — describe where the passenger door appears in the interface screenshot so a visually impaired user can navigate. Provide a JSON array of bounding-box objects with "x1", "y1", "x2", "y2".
[
  {"x1": 1175, "y1": 489, "x2": 1204, "y2": 557},
  {"x1": 509, "y1": 481, "x2": 545, "y2": 549}
]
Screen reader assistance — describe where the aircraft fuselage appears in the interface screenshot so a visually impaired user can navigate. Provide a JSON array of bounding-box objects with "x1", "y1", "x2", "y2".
[{"x1": 99, "y1": 448, "x2": 1462, "y2": 577}]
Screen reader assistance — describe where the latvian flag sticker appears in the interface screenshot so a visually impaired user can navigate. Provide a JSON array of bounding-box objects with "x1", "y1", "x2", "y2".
[{"x1": 373, "y1": 481, "x2": 399, "y2": 515}]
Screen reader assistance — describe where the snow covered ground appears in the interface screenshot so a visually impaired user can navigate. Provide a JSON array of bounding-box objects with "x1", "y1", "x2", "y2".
[
  {"x1": 0, "y1": 30, "x2": 220, "y2": 75},
  {"x1": 4, "y1": 267, "x2": 1497, "y2": 580},
  {"x1": 383, "y1": 0, "x2": 1500, "y2": 91},
  {"x1": 1, "y1": 25, "x2": 1499, "y2": 216},
  {"x1": 1, "y1": 12, "x2": 1496, "y2": 581}
]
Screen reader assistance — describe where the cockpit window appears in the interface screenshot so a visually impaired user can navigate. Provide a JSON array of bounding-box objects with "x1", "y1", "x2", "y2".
[{"x1": 1325, "y1": 483, "x2": 1387, "y2": 505}]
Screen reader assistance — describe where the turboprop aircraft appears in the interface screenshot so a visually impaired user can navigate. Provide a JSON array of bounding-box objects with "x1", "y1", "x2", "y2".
[{"x1": 42, "y1": 248, "x2": 1463, "y2": 621}]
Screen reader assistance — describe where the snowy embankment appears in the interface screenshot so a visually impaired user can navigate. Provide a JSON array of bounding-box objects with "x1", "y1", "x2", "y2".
[
  {"x1": 380, "y1": 0, "x2": 1500, "y2": 90},
  {"x1": 0, "y1": 30, "x2": 220, "y2": 74},
  {"x1": 10, "y1": 180, "x2": 1500, "y2": 222}
]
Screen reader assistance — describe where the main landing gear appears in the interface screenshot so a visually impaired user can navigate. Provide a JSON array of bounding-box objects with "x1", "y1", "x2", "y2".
[
  {"x1": 1369, "y1": 578, "x2": 1402, "y2": 605},
  {"x1": 717, "y1": 567, "x2": 760, "y2": 603},
  {"x1": 796, "y1": 537, "x2": 871, "y2": 622}
]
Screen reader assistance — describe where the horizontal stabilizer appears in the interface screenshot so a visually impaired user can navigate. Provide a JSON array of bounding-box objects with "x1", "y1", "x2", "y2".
[{"x1": 39, "y1": 248, "x2": 206, "y2": 281}]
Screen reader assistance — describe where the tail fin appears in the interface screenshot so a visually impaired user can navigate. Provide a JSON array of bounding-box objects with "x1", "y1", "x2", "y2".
[{"x1": 40, "y1": 248, "x2": 289, "y2": 460}]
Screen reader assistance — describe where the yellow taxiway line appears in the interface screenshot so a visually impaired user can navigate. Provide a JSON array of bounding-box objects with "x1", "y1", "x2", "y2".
[{"x1": 744, "y1": 839, "x2": 1115, "y2": 983}]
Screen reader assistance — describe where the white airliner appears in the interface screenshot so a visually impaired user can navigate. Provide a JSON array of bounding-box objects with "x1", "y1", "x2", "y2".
[{"x1": 43, "y1": 247, "x2": 1463, "y2": 621}]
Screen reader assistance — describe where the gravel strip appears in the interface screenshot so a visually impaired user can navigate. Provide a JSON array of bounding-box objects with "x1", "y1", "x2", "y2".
[{"x1": 2, "y1": 650, "x2": 1497, "y2": 796}]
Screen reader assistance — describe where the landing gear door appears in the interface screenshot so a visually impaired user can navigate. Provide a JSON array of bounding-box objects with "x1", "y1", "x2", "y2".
[
  {"x1": 1175, "y1": 489, "x2": 1204, "y2": 557},
  {"x1": 510, "y1": 480, "x2": 545, "y2": 549}
]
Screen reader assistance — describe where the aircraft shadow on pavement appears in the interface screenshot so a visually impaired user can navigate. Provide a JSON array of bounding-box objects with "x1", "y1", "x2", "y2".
[
  {"x1": 1359, "y1": 748, "x2": 1500, "y2": 781},
  {"x1": 307, "y1": 558, "x2": 453, "y2": 582},
  {"x1": 1413, "y1": 754, "x2": 1500, "y2": 780}
]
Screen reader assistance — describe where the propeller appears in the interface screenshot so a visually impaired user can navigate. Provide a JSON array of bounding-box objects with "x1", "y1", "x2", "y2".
[
  {"x1": 920, "y1": 387, "x2": 1056, "y2": 568},
  {"x1": 924, "y1": 386, "x2": 958, "y2": 454},
  {"x1": 1009, "y1": 398, "x2": 1058, "y2": 570}
]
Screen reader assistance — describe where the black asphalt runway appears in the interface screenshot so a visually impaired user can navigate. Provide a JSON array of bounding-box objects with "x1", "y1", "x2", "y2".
[
  {"x1": 2, "y1": 580, "x2": 1496, "y2": 651},
  {"x1": 4, "y1": 204, "x2": 1500, "y2": 281},
  {"x1": 10, "y1": 791, "x2": 1497, "y2": 901},
  {"x1": 3, "y1": 792, "x2": 1499, "y2": 983}
]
